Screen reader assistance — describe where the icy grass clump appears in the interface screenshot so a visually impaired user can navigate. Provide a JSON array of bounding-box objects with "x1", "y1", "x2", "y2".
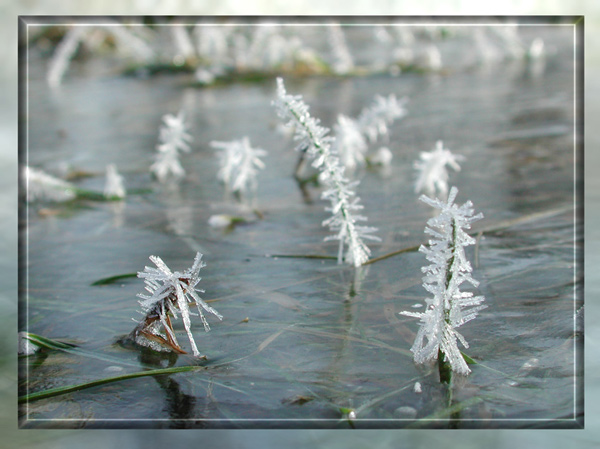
[
  {"x1": 401, "y1": 187, "x2": 485, "y2": 376},
  {"x1": 24, "y1": 166, "x2": 77, "y2": 202},
  {"x1": 210, "y1": 137, "x2": 267, "y2": 196},
  {"x1": 150, "y1": 111, "x2": 192, "y2": 183},
  {"x1": 103, "y1": 164, "x2": 126, "y2": 199},
  {"x1": 333, "y1": 94, "x2": 407, "y2": 171},
  {"x1": 273, "y1": 77, "x2": 380, "y2": 267},
  {"x1": 414, "y1": 140, "x2": 463, "y2": 198},
  {"x1": 131, "y1": 252, "x2": 222, "y2": 358}
]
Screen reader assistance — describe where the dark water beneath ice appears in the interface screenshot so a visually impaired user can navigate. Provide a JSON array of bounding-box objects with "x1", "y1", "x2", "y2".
[{"x1": 20, "y1": 24, "x2": 581, "y2": 429}]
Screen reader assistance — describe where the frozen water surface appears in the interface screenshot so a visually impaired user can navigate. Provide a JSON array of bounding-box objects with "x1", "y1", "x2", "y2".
[{"x1": 19, "y1": 22, "x2": 581, "y2": 429}]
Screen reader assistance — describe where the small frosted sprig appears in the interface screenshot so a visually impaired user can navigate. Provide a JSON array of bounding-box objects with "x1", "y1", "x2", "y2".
[
  {"x1": 273, "y1": 78, "x2": 379, "y2": 267},
  {"x1": 333, "y1": 94, "x2": 406, "y2": 170},
  {"x1": 414, "y1": 140, "x2": 463, "y2": 198},
  {"x1": 47, "y1": 26, "x2": 88, "y2": 88},
  {"x1": 103, "y1": 164, "x2": 126, "y2": 199},
  {"x1": 210, "y1": 137, "x2": 267, "y2": 195},
  {"x1": 150, "y1": 111, "x2": 192, "y2": 183},
  {"x1": 131, "y1": 252, "x2": 222, "y2": 358},
  {"x1": 328, "y1": 23, "x2": 354, "y2": 74},
  {"x1": 356, "y1": 94, "x2": 407, "y2": 143},
  {"x1": 24, "y1": 166, "x2": 77, "y2": 202},
  {"x1": 401, "y1": 187, "x2": 485, "y2": 376}
]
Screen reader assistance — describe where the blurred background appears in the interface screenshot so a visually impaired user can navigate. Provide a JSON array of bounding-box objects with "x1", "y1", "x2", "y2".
[{"x1": 2, "y1": 1, "x2": 599, "y2": 448}]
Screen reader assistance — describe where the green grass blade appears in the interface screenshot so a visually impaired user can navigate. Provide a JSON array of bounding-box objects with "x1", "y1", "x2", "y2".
[
  {"x1": 19, "y1": 365, "x2": 203, "y2": 403},
  {"x1": 23, "y1": 333, "x2": 147, "y2": 369},
  {"x1": 23, "y1": 333, "x2": 75, "y2": 350},
  {"x1": 91, "y1": 273, "x2": 138, "y2": 286}
]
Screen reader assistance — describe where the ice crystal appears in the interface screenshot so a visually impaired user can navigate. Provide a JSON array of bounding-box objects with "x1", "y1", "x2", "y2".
[
  {"x1": 24, "y1": 166, "x2": 77, "y2": 202},
  {"x1": 401, "y1": 187, "x2": 485, "y2": 376},
  {"x1": 106, "y1": 23, "x2": 155, "y2": 63},
  {"x1": 171, "y1": 24, "x2": 196, "y2": 63},
  {"x1": 417, "y1": 44, "x2": 443, "y2": 71},
  {"x1": 328, "y1": 23, "x2": 354, "y2": 75},
  {"x1": 150, "y1": 111, "x2": 192, "y2": 183},
  {"x1": 47, "y1": 26, "x2": 88, "y2": 88},
  {"x1": 333, "y1": 94, "x2": 406, "y2": 171},
  {"x1": 414, "y1": 140, "x2": 464, "y2": 198},
  {"x1": 103, "y1": 164, "x2": 126, "y2": 199},
  {"x1": 18, "y1": 332, "x2": 40, "y2": 356},
  {"x1": 333, "y1": 114, "x2": 367, "y2": 171},
  {"x1": 369, "y1": 147, "x2": 393, "y2": 167},
  {"x1": 132, "y1": 252, "x2": 222, "y2": 357},
  {"x1": 273, "y1": 78, "x2": 379, "y2": 267},
  {"x1": 210, "y1": 137, "x2": 267, "y2": 195},
  {"x1": 357, "y1": 94, "x2": 407, "y2": 143}
]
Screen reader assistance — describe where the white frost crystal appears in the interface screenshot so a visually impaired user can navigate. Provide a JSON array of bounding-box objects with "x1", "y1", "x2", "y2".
[
  {"x1": 24, "y1": 166, "x2": 76, "y2": 202},
  {"x1": 356, "y1": 94, "x2": 406, "y2": 144},
  {"x1": 414, "y1": 140, "x2": 463, "y2": 198},
  {"x1": 328, "y1": 23, "x2": 354, "y2": 75},
  {"x1": 401, "y1": 187, "x2": 485, "y2": 376},
  {"x1": 150, "y1": 111, "x2": 192, "y2": 182},
  {"x1": 210, "y1": 137, "x2": 267, "y2": 195},
  {"x1": 133, "y1": 252, "x2": 222, "y2": 357},
  {"x1": 103, "y1": 164, "x2": 126, "y2": 199},
  {"x1": 273, "y1": 77, "x2": 380, "y2": 267},
  {"x1": 18, "y1": 332, "x2": 40, "y2": 356},
  {"x1": 333, "y1": 94, "x2": 406, "y2": 171}
]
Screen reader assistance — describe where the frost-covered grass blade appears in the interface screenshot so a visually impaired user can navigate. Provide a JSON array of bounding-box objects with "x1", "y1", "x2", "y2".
[{"x1": 401, "y1": 187, "x2": 485, "y2": 378}]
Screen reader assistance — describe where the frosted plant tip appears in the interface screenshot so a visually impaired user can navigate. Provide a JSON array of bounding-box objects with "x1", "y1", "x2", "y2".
[{"x1": 130, "y1": 252, "x2": 222, "y2": 357}]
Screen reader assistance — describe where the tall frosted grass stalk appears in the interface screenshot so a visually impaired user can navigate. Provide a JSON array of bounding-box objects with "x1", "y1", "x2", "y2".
[
  {"x1": 401, "y1": 187, "x2": 485, "y2": 381},
  {"x1": 273, "y1": 78, "x2": 379, "y2": 267}
]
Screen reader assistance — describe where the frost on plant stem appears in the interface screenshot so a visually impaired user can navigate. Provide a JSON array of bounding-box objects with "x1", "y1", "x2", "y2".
[
  {"x1": 104, "y1": 164, "x2": 126, "y2": 199},
  {"x1": 47, "y1": 26, "x2": 88, "y2": 88},
  {"x1": 23, "y1": 166, "x2": 77, "y2": 202},
  {"x1": 357, "y1": 94, "x2": 407, "y2": 144},
  {"x1": 327, "y1": 23, "x2": 354, "y2": 75},
  {"x1": 171, "y1": 24, "x2": 196, "y2": 64},
  {"x1": 210, "y1": 137, "x2": 267, "y2": 196},
  {"x1": 401, "y1": 187, "x2": 485, "y2": 376},
  {"x1": 333, "y1": 94, "x2": 406, "y2": 171},
  {"x1": 273, "y1": 77, "x2": 380, "y2": 267},
  {"x1": 150, "y1": 111, "x2": 192, "y2": 183},
  {"x1": 105, "y1": 23, "x2": 155, "y2": 63},
  {"x1": 131, "y1": 252, "x2": 222, "y2": 357},
  {"x1": 414, "y1": 140, "x2": 464, "y2": 198}
]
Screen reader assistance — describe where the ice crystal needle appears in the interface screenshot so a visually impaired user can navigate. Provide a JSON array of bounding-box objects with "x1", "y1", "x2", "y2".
[
  {"x1": 150, "y1": 111, "x2": 192, "y2": 182},
  {"x1": 333, "y1": 94, "x2": 406, "y2": 170},
  {"x1": 24, "y1": 166, "x2": 77, "y2": 202},
  {"x1": 414, "y1": 140, "x2": 463, "y2": 198},
  {"x1": 131, "y1": 252, "x2": 222, "y2": 357},
  {"x1": 273, "y1": 77, "x2": 379, "y2": 267},
  {"x1": 103, "y1": 164, "x2": 126, "y2": 199},
  {"x1": 401, "y1": 187, "x2": 485, "y2": 377},
  {"x1": 210, "y1": 137, "x2": 267, "y2": 196}
]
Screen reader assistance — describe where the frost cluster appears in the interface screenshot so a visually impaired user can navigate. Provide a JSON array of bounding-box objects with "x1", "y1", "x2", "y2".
[
  {"x1": 273, "y1": 77, "x2": 380, "y2": 267},
  {"x1": 47, "y1": 24, "x2": 155, "y2": 88},
  {"x1": 328, "y1": 23, "x2": 354, "y2": 75},
  {"x1": 24, "y1": 166, "x2": 77, "y2": 202},
  {"x1": 132, "y1": 252, "x2": 222, "y2": 357},
  {"x1": 210, "y1": 137, "x2": 267, "y2": 195},
  {"x1": 414, "y1": 140, "x2": 463, "y2": 198},
  {"x1": 401, "y1": 187, "x2": 485, "y2": 376},
  {"x1": 103, "y1": 164, "x2": 126, "y2": 199},
  {"x1": 333, "y1": 94, "x2": 406, "y2": 171},
  {"x1": 150, "y1": 111, "x2": 192, "y2": 183}
]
